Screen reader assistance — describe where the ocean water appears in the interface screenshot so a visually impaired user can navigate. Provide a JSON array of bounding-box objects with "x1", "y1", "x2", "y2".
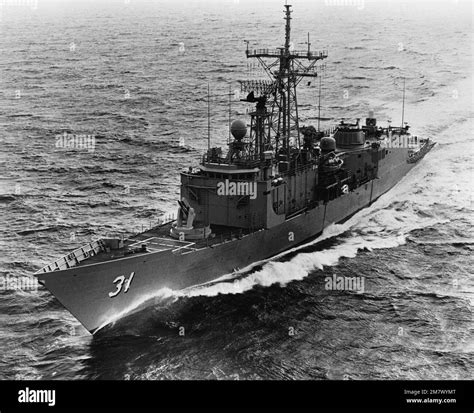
[{"x1": 0, "y1": 0, "x2": 472, "y2": 380}]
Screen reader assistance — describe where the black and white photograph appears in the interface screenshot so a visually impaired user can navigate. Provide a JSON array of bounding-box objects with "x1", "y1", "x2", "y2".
[{"x1": 0, "y1": 0, "x2": 472, "y2": 410}]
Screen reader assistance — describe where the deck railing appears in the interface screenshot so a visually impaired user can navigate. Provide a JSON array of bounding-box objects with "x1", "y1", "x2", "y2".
[
  {"x1": 247, "y1": 48, "x2": 328, "y2": 60},
  {"x1": 35, "y1": 240, "x2": 105, "y2": 274},
  {"x1": 202, "y1": 154, "x2": 262, "y2": 169},
  {"x1": 129, "y1": 212, "x2": 177, "y2": 236}
]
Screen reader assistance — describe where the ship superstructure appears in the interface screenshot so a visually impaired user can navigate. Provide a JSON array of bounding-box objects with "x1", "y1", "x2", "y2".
[{"x1": 171, "y1": 5, "x2": 329, "y2": 238}]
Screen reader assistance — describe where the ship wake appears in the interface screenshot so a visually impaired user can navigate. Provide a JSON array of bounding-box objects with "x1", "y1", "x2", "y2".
[{"x1": 178, "y1": 181, "x2": 449, "y2": 298}]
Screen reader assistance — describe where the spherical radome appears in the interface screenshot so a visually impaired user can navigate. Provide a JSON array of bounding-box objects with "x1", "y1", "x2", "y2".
[{"x1": 231, "y1": 119, "x2": 247, "y2": 140}]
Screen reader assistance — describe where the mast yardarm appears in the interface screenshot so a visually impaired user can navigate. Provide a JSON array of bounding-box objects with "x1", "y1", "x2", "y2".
[{"x1": 240, "y1": 4, "x2": 328, "y2": 160}]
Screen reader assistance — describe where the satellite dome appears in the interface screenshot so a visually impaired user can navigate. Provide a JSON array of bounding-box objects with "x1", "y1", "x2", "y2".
[{"x1": 231, "y1": 119, "x2": 247, "y2": 140}]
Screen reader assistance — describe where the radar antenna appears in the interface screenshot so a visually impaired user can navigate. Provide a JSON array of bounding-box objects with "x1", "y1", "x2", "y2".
[{"x1": 243, "y1": 4, "x2": 328, "y2": 159}]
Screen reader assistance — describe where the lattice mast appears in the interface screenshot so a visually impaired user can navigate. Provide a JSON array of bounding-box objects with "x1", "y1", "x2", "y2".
[{"x1": 242, "y1": 4, "x2": 327, "y2": 160}]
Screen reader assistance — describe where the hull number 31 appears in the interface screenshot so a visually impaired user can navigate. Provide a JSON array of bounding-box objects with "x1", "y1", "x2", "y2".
[{"x1": 108, "y1": 272, "x2": 135, "y2": 298}]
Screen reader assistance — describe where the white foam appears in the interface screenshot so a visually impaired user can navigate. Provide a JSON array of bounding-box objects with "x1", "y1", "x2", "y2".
[{"x1": 95, "y1": 287, "x2": 179, "y2": 333}]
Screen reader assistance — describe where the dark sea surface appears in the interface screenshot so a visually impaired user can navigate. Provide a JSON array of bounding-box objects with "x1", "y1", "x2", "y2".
[{"x1": 0, "y1": 0, "x2": 472, "y2": 380}]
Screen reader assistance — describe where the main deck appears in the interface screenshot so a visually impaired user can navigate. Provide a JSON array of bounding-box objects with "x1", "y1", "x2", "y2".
[{"x1": 35, "y1": 222, "x2": 259, "y2": 274}]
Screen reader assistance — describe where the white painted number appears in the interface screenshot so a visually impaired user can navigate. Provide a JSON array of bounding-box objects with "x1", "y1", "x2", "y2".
[
  {"x1": 124, "y1": 271, "x2": 135, "y2": 293},
  {"x1": 109, "y1": 276, "x2": 124, "y2": 298},
  {"x1": 108, "y1": 272, "x2": 135, "y2": 298}
]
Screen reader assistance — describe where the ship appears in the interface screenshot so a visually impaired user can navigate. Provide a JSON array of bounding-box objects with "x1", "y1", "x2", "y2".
[{"x1": 34, "y1": 5, "x2": 436, "y2": 334}]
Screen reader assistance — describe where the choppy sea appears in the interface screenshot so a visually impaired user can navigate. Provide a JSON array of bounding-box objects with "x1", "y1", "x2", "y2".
[{"x1": 0, "y1": 0, "x2": 472, "y2": 380}]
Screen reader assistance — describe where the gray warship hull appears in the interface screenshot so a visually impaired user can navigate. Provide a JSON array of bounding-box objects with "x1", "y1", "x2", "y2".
[
  {"x1": 35, "y1": 146, "x2": 432, "y2": 334},
  {"x1": 34, "y1": 4, "x2": 437, "y2": 334}
]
